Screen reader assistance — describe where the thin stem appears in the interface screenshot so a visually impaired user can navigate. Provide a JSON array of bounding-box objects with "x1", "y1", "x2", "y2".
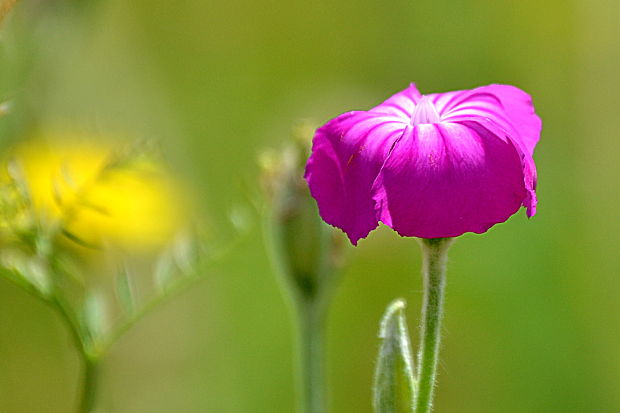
[
  {"x1": 50, "y1": 295, "x2": 85, "y2": 354},
  {"x1": 78, "y1": 355, "x2": 99, "y2": 413},
  {"x1": 48, "y1": 296, "x2": 100, "y2": 413},
  {"x1": 263, "y1": 208, "x2": 340, "y2": 413},
  {"x1": 46, "y1": 296, "x2": 99, "y2": 413},
  {"x1": 414, "y1": 238, "x2": 453, "y2": 413},
  {"x1": 296, "y1": 297, "x2": 327, "y2": 413}
]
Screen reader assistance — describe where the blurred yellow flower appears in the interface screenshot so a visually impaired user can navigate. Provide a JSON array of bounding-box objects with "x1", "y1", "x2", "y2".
[{"x1": 9, "y1": 135, "x2": 187, "y2": 251}]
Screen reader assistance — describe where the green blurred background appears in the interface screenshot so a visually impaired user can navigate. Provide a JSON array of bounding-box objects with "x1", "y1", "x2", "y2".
[{"x1": 1, "y1": 0, "x2": 619, "y2": 412}]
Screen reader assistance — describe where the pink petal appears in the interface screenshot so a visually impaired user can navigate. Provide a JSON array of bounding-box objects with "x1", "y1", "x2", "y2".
[
  {"x1": 437, "y1": 84, "x2": 541, "y2": 156},
  {"x1": 370, "y1": 83, "x2": 422, "y2": 119},
  {"x1": 433, "y1": 85, "x2": 541, "y2": 217},
  {"x1": 305, "y1": 111, "x2": 408, "y2": 244},
  {"x1": 460, "y1": 119, "x2": 538, "y2": 217},
  {"x1": 372, "y1": 122, "x2": 527, "y2": 238}
]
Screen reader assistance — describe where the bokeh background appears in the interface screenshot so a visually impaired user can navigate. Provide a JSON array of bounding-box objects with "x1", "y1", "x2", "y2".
[{"x1": 1, "y1": 0, "x2": 619, "y2": 412}]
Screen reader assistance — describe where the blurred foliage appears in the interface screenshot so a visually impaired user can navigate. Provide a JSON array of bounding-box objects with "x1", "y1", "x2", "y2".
[
  {"x1": 0, "y1": 0, "x2": 619, "y2": 413},
  {"x1": 0, "y1": 128, "x2": 202, "y2": 365}
]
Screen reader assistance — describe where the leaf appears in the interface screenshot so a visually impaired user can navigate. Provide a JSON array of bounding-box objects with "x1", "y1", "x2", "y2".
[
  {"x1": 0, "y1": 250, "x2": 51, "y2": 297},
  {"x1": 82, "y1": 291, "x2": 108, "y2": 343},
  {"x1": 154, "y1": 250, "x2": 175, "y2": 293},
  {"x1": 172, "y1": 232, "x2": 198, "y2": 275},
  {"x1": 115, "y1": 266, "x2": 135, "y2": 315},
  {"x1": 373, "y1": 299, "x2": 416, "y2": 413},
  {"x1": 23, "y1": 259, "x2": 52, "y2": 297}
]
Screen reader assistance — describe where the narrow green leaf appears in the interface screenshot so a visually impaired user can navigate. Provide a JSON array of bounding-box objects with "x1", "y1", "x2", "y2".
[
  {"x1": 24, "y1": 259, "x2": 52, "y2": 296},
  {"x1": 0, "y1": 251, "x2": 51, "y2": 297},
  {"x1": 116, "y1": 266, "x2": 135, "y2": 315},
  {"x1": 373, "y1": 299, "x2": 416, "y2": 413},
  {"x1": 172, "y1": 233, "x2": 198, "y2": 274},
  {"x1": 0, "y1": 265, "x2": 40, "y2": 296},
  {"x1": 154, "y1": 250, "x2": 175, "y2": 293},
  {"x1": 82, "y1": 291, "x2": 107, "y2": 342}
]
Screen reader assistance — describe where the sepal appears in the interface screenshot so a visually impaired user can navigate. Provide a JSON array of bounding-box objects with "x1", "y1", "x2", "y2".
[{"x1": 373, "y1": 299, "x2": 416, "y2": 413}]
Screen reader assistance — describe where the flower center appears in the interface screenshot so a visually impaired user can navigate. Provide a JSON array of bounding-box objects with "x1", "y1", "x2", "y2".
[{"x1": 411, "y1": 96, "x2": 441, "y2": 125}]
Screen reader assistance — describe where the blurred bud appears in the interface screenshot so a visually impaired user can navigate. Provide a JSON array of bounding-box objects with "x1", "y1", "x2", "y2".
[
  {"x1": 228, "y1": 204, "x2": 252, "y2": 235},
  {"x1": 373, "y1": 299, "x2": 416, "y2": 413},
  {"x1": 0, "y1": 0, "x2": 17, "y2": 24},
  {"x1": 0, "y1": 160, "x2": 36, "y2": 246},
  {"x1": 0, "y1": 101, "x2": 11, "y2": 117},
  {"x1": 260, "y1": 120, "x2": 346, "y2": 301}
]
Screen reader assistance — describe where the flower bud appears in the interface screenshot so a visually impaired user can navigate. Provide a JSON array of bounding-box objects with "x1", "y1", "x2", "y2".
[
  {"x1": 373, "y1": 299, "x2": 416, "y2": 413},
  {"x1": 0, "y1": 160, "x2": 35, "y2": 246},
  {"x1": 0, "y1": 101, "x2": 11, "y2": 117},
  {"x1": 260, "y1": 121, "x2": 345, "y2": 301},
  {"x1": 0, "y1": 0, "x2": 18, "y2": 24}
]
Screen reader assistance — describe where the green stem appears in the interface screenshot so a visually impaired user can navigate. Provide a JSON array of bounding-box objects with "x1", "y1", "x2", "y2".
[
  {"x1": 78, "y1": 355, "x2": 99, "y2": 413},
  {"x1": 50, "y1": 295, "x2": 85, "y2": 354},
  {"x1": 49, "y1": 297, "x2": 99, "y2": 413},
  {"x1": 414, "y1": 238, "x2": 453, "y2": 413},
  {"x1": 297, "y1": 297, "x2": 327, "y2": 413}
]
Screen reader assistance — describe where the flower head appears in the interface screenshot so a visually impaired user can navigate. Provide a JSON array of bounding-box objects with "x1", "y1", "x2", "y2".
[
  {"x1": 305, "y1": 84, "x2": 541, "y2": 244},
  {"x1": 7, "y1": 135, "x2": 188, "y2": 251}
]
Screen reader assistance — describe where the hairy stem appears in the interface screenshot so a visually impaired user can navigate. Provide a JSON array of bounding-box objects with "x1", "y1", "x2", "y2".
[{"x1": 414, "y1": 238, "x2": 453, "y2": 413}]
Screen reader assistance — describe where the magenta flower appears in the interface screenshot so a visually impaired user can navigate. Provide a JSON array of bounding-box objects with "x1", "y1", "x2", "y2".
[{"x1": 305, "y1": 84, "x2": 541, "y2": 244}]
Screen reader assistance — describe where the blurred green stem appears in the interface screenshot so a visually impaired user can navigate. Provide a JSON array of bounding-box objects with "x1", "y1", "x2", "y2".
[
  {"x1": 50, "y1": 295, "x2": 85, "y2": 354},
  {"x1": 264, "y1": 214, "x2": 336, "y2": 413},
  {"x1": 297, "y1": 297, "x2": 327, "y2": 413},
  {"x1": 79, "y1": 355, "x2": 99, "y2": 413},
  {"x1": 48, "y1": 295, "x2": 100, "y2": 413},
  {"x1": 414, "y1": 238, "x2": 453, "y2": 413}
]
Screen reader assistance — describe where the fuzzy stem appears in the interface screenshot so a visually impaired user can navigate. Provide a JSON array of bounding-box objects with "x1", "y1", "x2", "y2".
[
  {"x1": 414, "y1": 238, "x2": 453, "y2": 413},
  {"x1": 264, "y1": 208, "x2": 338, "y2": 413},
  {"x1": 297, "y1": 297, "x2": 327, "y2": 413}
]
